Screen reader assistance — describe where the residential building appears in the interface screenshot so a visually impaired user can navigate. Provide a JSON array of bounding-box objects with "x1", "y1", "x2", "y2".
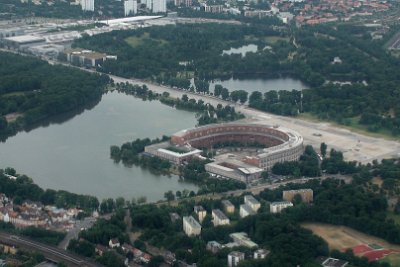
[
  {"x1": 152, "y1": 0, "x2": 166, "y2": 13},
  {"x1": 124, "y1": 0, "x2": 137, "y2": 16},
  {"x1": 108, "y1": 238, "x2": 120, "y2": 248},
  {"x1": 222, "y1": 200, "x2": 235, "y2": 214},
  {"x1": 283, "y1": 189, "x2": 313, "y2": 204},
  {"x1": 228, "y1": 251, "x2": 245, "y2": 267},
  {"x1": 254, "y1": 249, "x2": 270, "y2": 259},
  {"x1": 174, "y1": 0, "x2": 192, "y2": 7},
  {"x1": 270, "y1": 201, "x2": 293, "y2": 213},
  {"x1": 183, "y1": 216, "x2": 201, "y2": 236},
  {"x1": 204, "y1": 5, "x2": 223, "y2": 13},
  {"x1": 240, "y1": 204, "x2": 255, "y2": 218},
  {"x1": 244, "y1": 195, "x2": 260, "y2": 212},
  {"x1": 194, "y1": 205, "x2": 207, "y2": 223},
  {"x1": 212, "y1": 209, "x2": 230, "y2": 226},
  {"x1": 81, "y1": 0, "x2": 94, "y2": 11},
  {"x1": 230, "y1": 232, "x2": 258, "y2": 248},
  {"x1": 95, "y1": 244, "x2": 108, "y2": 256},
  {"x1": 206, "y1": 241, "x2": 222, "y2": 254}
]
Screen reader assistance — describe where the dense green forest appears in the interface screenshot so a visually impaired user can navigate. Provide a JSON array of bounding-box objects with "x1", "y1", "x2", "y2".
[
  {"x1": 0, "y1": 52, "x2": 109, "y2": 141},
  {"x1": 75, "y1": 22, "x2": 400, "y2": 135},
  {"x1": 74, "y1": 23, "x2": 290, "y2": 81}
]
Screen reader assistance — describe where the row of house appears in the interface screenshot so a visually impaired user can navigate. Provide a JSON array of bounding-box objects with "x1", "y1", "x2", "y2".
[{"x1": 0, "y1": 193, "x2": 81, "y2": 230}]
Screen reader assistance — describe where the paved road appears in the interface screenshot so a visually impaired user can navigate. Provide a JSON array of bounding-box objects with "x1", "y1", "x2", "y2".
[
  {"x1": 157, "y1": 174, "x2": 351, "y2": 207},
  {"x1": 0, "y1": 232, "x2": 101, "y2": 267},
  {"x1": 58, "y1": 217, "x2": 97, "y2": 250}
]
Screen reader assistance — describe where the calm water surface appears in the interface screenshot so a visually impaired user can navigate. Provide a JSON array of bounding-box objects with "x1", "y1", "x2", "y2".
[
  {"x1": 211, "y1": 77, "x2": 308, "y2": 95},
  {"x1": 222, "y1": 44, "x2": 258, "y2": 57},
  {"x1": 0, "y1": 91, "x2": 198, "y2": 202}
]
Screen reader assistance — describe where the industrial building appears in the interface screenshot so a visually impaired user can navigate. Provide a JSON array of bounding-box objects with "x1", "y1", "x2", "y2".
[
  {"x1": 62, "y1": 48, "x2": 116, "y2": 67},
  {"x1": 3, "y1": 35, "x2": 46, "y2": 51}
]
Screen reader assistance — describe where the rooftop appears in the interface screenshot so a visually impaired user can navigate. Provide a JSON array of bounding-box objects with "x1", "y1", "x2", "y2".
[
  {"x1": 244, "y1": 195, "x2": 260, "y2": 205},
  {"x1": 270, "y1": 201, "x2": 293, "y2": 206},
  {"x1": 212, "y1": 209, "x2": 229, "y2": 220},
  {"x1": 240, "y1": 204, "x2": 256, "y2": 215},
  {"x1": 5, "y1": 35, "x2": 45, "y2": 44},
  {"x1": 183, "y1": 216, "x2": 201, "y2": 229}
]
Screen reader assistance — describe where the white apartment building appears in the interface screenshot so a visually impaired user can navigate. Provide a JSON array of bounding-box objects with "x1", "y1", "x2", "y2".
[
  {"x1": 194, "y1": 206, "x2": 207, "y2": 223},
  {"x1": 239, "y1": 204, "x2": 255, "y2": 218},
  {"x1": 270, "y1": 201, "x2": 293, "y2": 214},
  {"x1": 81, "y1": 0, "x2": 94, "y2": 11},
  {"x1": 124, "y1": 0, "x2": 137, "y2": 16},
  {"x1": 222, "y1": 200, "x2": 235, "y2": 214},
  {"x1": 244, "y1": 195, "x2": 260, "y2": 212},
  {"x1": 212, "y1": 209, "x2": 230, "y2": 226},
  {"x1": 152, "y1": 0, "x2": 166, "y2": 13},
  {"x1": 183, "y1": 216, "x2": 201, "y2": 236},
  {"x1": 228, "y1": 251, "x2": 245, "y2": 267}
]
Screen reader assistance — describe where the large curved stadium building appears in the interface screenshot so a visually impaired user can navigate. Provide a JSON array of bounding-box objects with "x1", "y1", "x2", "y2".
[
  {"x1": 171, "y1": 123, "x2": 303, "y2": 169},
  {"x1": 145, "y1": 123, "x2": 303, "y2": 183}
]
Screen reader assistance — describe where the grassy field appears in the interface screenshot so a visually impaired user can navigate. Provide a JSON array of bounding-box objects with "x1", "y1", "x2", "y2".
[
  {"x1": 380, "y1": 253, "x2": 400, "y2": 266},
  {"x1": 297, "y1": 113, "x2": 399, "y2": 141},
  {"x1": 388, "y1": 212, "x2": 400, "y2": 225},
  {"x1": 301, "y1": 223, "x2": 400, "y2": 251},
  {"x1": 264, "y1": 36, "x2": 290, "y2": 44},
  {"x1": 125, "y1": 32, "x2": 168, "y2": 48}
]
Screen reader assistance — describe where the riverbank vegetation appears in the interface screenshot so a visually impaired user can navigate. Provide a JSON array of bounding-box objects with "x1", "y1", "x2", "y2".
[
  {"x1": 115, "y1": 82, "x2": 245, "y2": 125},
  {"x1": 0, "y1": 168, "x2": 99, "y2": 211},
  {"x1": 0, "y1": 52, "x2": 110, "y2": 142}
]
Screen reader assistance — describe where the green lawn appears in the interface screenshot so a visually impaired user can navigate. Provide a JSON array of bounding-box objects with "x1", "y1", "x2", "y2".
[
  {"x1": 380, "y1": 253, "x2": 400, "y2": 266},
  {"x1": 264, "y1": 36, "x2": 289, "y2": 44},
  {"x1": 125, "y1": 32, "x2": 168, "y2": 48},
  {"x1": 387, "y1": 212, "x2": 400, "y2": 225}
]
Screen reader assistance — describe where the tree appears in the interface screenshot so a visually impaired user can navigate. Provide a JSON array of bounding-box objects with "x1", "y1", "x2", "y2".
[
  {"x1": 148, "y1": 255, "x2": 164, "y2": 267},
  {"x1": 320, "y1": 142, "x2": 327, "y2": 158},
  {"x1": 164, "y1": 190, "x2": 175, "y2": 203}
]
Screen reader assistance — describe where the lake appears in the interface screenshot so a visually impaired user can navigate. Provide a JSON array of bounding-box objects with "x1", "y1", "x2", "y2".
[
  {"x1": 210, "y1": 77, "x2": 308, "y2": 95},
  {"x1": 222, "y1": 44, "x2": 258, "y2": 57},
  {"x1": 0, "y1": 91, "x2": 198, "y2": 202}
]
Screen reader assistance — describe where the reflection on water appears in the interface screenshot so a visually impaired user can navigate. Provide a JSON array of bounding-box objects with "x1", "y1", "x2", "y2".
[
  {"x1": 0, "y1": 92, "x2": 198, "y2": 202},
  {"x1": 222, "y1": 44, "x2": 258, "y2": 57}
]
